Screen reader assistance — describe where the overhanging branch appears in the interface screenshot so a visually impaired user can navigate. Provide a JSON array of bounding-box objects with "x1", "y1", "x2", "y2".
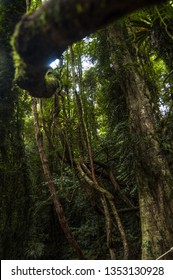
[{"x1": 13, "y1": 0, "x2": 167, "y2": 97}]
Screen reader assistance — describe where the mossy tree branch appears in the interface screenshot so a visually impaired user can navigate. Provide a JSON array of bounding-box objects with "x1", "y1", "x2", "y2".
[{"x1": 13, "y1": 0, "x2": 167, "y2": 97}]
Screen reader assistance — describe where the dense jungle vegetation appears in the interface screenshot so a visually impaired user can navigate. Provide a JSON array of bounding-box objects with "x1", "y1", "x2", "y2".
[{"x1": 1, "y1": 0, "x2": 173, "y2": 260}]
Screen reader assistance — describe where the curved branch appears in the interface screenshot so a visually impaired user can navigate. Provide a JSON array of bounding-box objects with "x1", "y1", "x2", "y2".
[{"x1": 13, "y1": 0, "x2": 167, "y2": 97}]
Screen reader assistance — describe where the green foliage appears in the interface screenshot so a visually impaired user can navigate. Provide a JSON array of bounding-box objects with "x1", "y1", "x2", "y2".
[
  {"x1": 1, "y1": 1, "x2": 173, "y2": 260},
  {"x1": 24, "y1": 242, "x2": 45, "y2": 259},
  {"x1": 29, "y1": 0, "x2": 42, "y2": 12}
]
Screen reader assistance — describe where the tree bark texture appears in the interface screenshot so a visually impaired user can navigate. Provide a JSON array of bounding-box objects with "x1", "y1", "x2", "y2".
[
  {"x1": 107, "y1": 23, "x2": 173, "y2": 260},
  {"x1": 13, "y1": 0, "x2": 167, "y2": 97},
  {"x1": 0, "y1": 0, "x2": 28, "y2": 259}
]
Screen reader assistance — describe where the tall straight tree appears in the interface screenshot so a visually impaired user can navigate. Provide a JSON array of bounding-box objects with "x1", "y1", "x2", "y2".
[{"x1": 107, "y1": 22, "x2": 173, "y2": 259}]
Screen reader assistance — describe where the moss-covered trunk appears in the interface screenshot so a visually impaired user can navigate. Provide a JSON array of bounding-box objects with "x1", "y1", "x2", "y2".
[
  {"x1": 0, "y1": 0, "x2": 32, "y2": 259},
  {"x1": 108, "y1": 23, "x2": 173, "y2": 259},
  {"x1": 126, "y1": 67, "x2": 173, "y2": 259}
]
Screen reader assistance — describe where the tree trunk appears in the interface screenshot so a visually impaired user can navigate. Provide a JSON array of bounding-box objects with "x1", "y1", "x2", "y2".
[
  {"x1": 108, "y1": 23, "x2": 173, "y2": 259},
  {"x1": 0, "y1": 0, "x2": 30, "y2": 259}
]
